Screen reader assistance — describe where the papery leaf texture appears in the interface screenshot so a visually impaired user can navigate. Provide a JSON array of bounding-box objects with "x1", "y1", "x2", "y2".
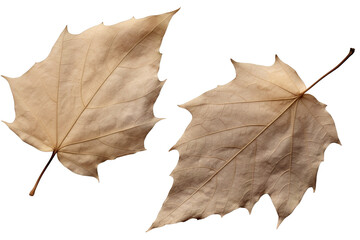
[
  {"x1": 2, "y1": 9, "x2": 178, "y2": 194},
  {"x1": 150, "y1": 51, "x2": 354, "y2": 230}
]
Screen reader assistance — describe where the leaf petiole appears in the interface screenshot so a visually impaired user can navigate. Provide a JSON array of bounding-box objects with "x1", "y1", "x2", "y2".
[
  {"x1": 303, "y1": 48, "x2": 355, "y2": 94},
  {"x1": 29, "y1": 151, "x2": 57, "y2": 196}
]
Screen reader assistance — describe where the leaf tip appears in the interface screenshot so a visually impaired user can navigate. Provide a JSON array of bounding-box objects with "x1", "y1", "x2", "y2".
[
  {"x1": 146, "y1": 224, "x2": 156, "y2": 232},
  {"x1": 63, "y1": 25, "x2": 69, "y2": 34},
  {"x1": 274, "y1": 54, "x2": 281, "y2": 62},
  {"x1": 1, "y1": 75, "x2": 10, "y2": 81},
  {"x1": 1, "y1": 120, "x2": 10, "y2": 127},
  {"x1": 159, "y1": 8, "x2": 180, "y2": 19},
  {"x1": 172, "y1": 7, "x2": 181, "y2": 14},
  {"x1": 277, "y1": 217, "x2": 284, "y2": 229},
  {"x1": 159, "y1": 79, "x2": 167, "y2": 86},
  {"x1": 155, "y1": 117, "x2": 165, "y2": 124},
  {"x1": 246, "y1": 206, "x2": 253, "y2": 215},
  {"x1": 177, "y1": 103, "x2": 187, "y2": 109}
]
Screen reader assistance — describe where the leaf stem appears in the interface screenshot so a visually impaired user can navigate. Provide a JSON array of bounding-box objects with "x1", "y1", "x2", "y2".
[
  {"x1": 29, "y1": 151, "x2": 57, "y2": 196},
  {"x1": 303, "y1": 48, "x2": 355, "y2": 94}
]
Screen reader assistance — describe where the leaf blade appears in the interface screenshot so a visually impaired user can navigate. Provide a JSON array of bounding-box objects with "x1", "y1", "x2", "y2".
[
  {"x1": 150, "y1": 57, "x2": 339, "y2": 230},
  {"x1": 4, "y1": 10, "x2": 178, "y2": 188}
]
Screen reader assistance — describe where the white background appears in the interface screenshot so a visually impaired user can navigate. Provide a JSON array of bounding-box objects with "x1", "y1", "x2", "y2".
[{"x1": 0, "y1": 0, "x2": 359, "y2": 239}]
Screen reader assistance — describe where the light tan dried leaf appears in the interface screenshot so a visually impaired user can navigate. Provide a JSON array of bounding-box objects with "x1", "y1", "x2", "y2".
[
  {"x1": 150, "y1": 49, "x2": 354, "y2": 230},
  {"x1": 3, "y1": 9, "x2": 178, "y2": 195}
]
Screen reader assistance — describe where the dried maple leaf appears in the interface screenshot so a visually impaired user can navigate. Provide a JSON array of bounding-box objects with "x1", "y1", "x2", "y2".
[
  {"x1": 2, "y1": 9, "x2": 178, "y2": 196},
  {"x1": 150, "y1": 49, "x2": 354, "y2": 230}
]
